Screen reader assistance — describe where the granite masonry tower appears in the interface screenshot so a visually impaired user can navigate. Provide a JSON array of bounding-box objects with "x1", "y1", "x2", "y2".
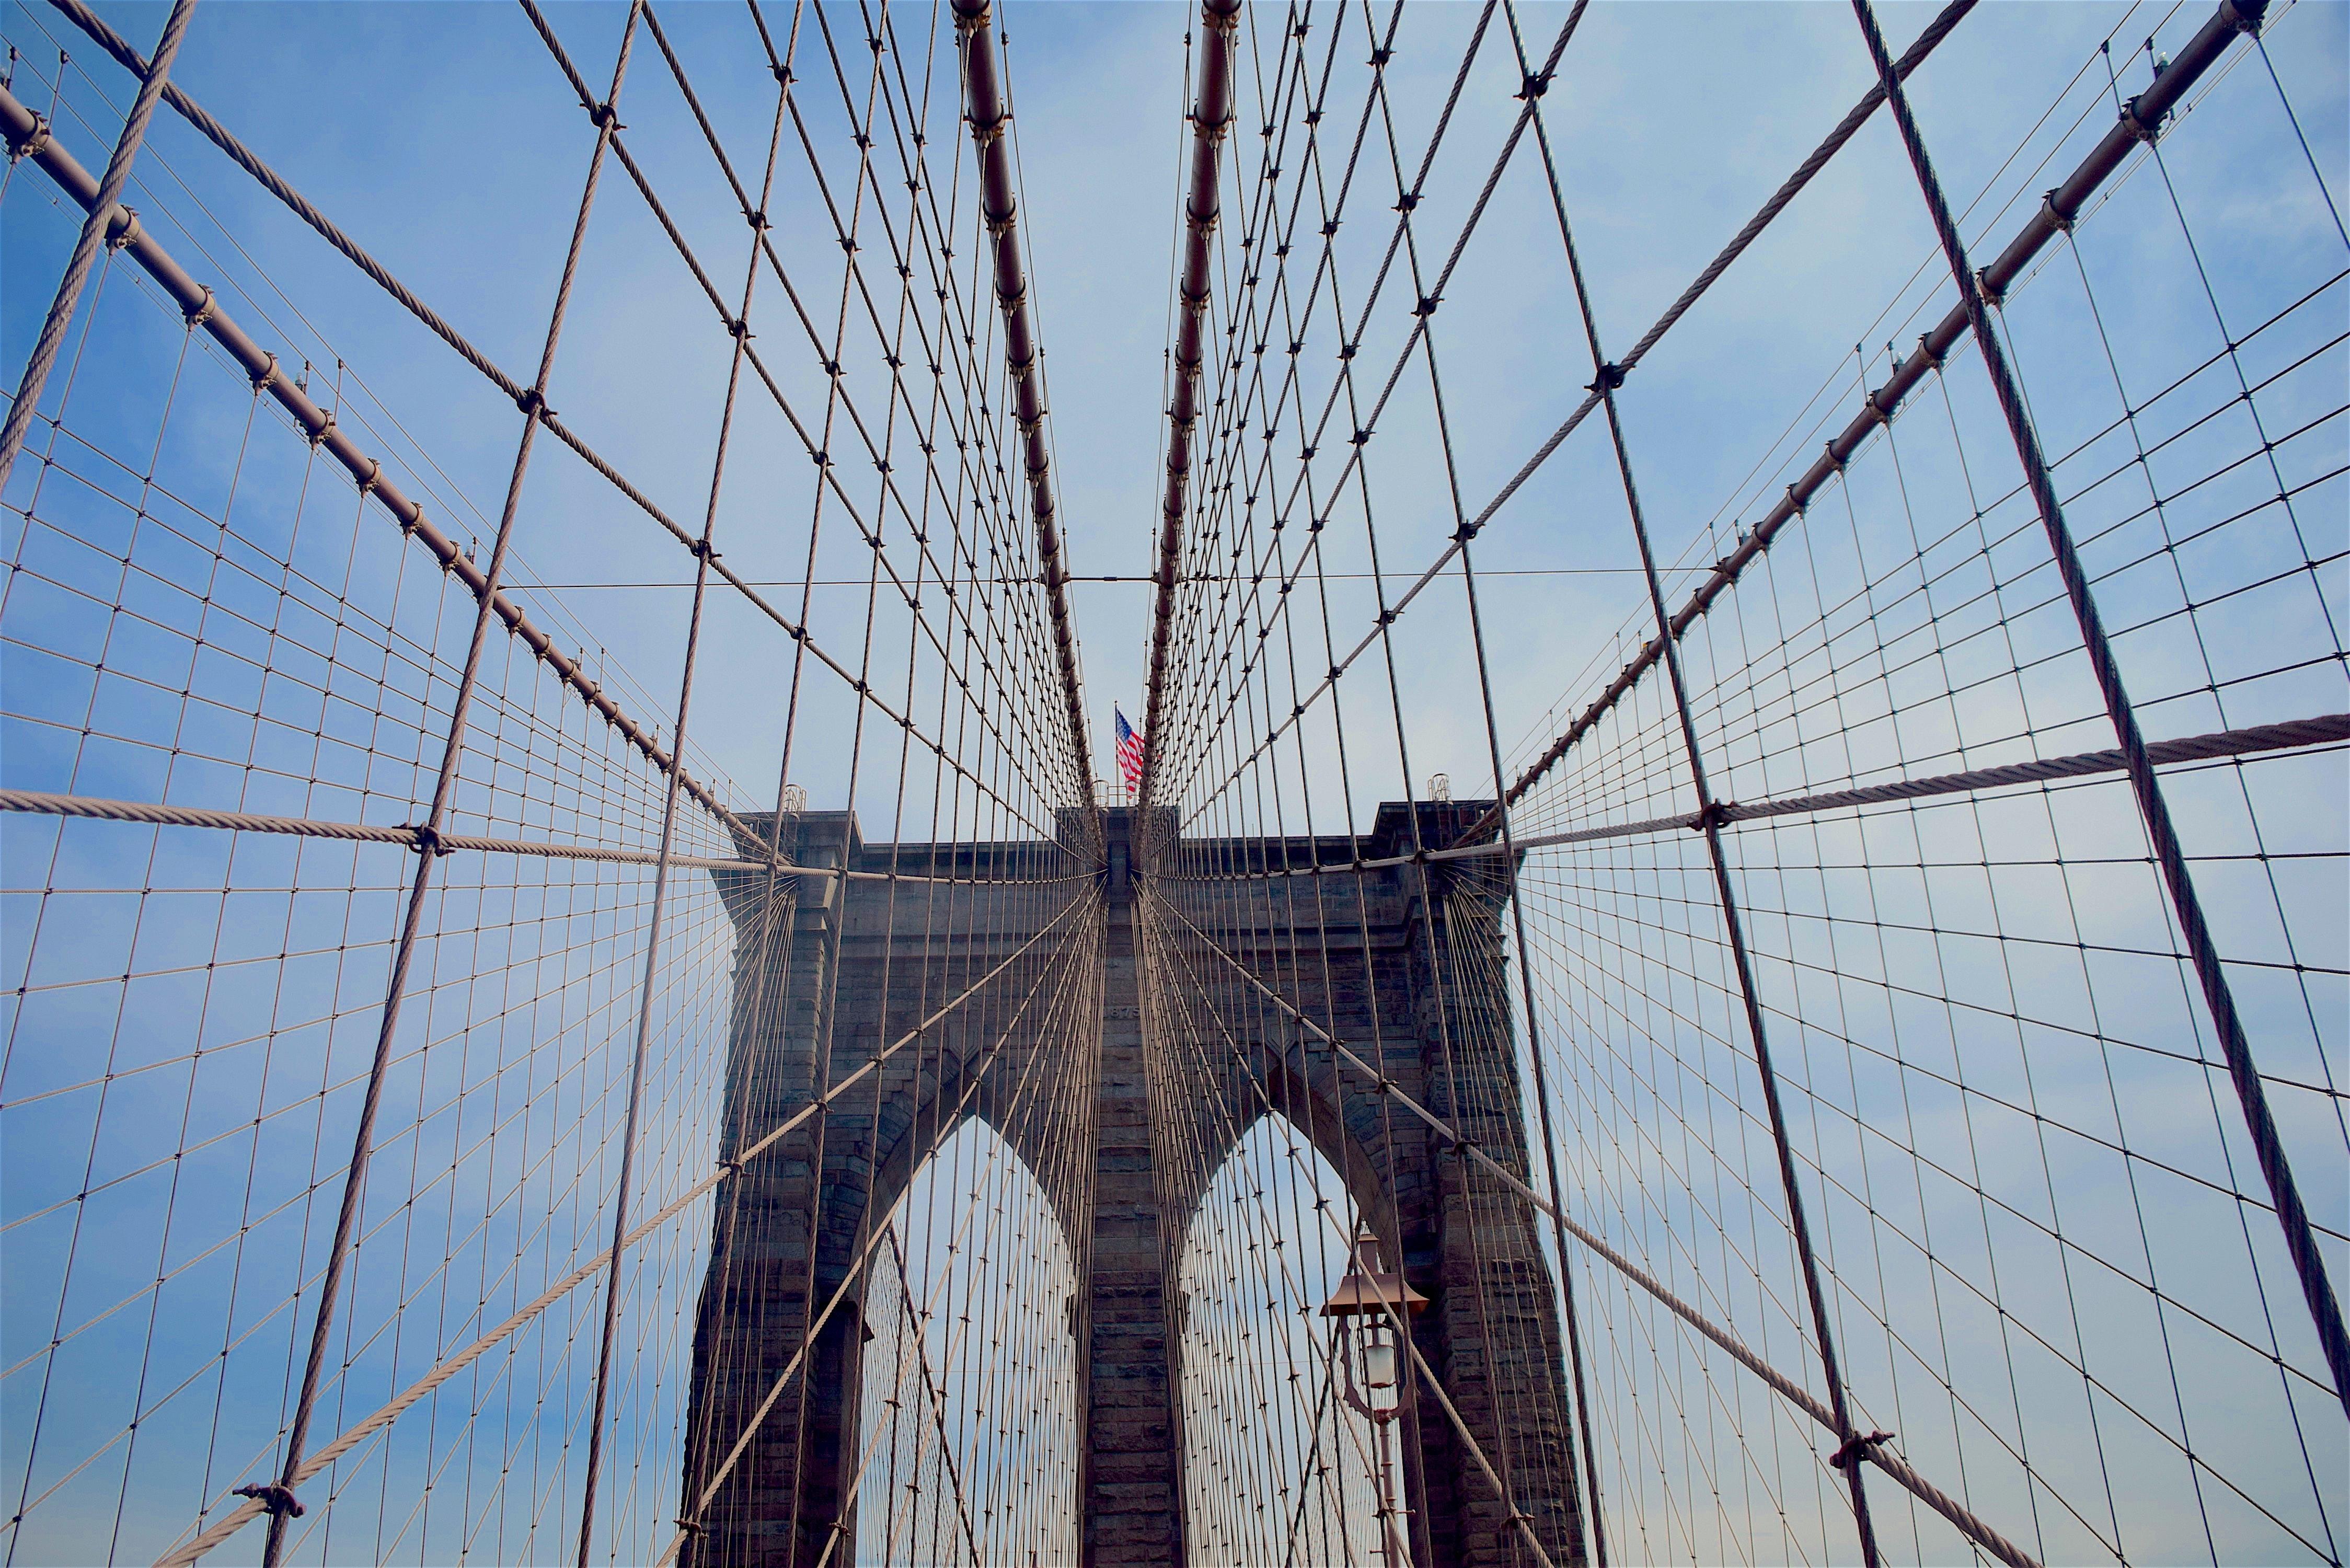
[{"x1": 681, "y1": 803, "x2": 1585, "y2": 1567}]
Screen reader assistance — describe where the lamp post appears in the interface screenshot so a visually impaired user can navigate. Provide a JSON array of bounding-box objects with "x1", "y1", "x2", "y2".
[{"x1": 1321, "y1": 1226, "x2": 1429, "y2": 1568}]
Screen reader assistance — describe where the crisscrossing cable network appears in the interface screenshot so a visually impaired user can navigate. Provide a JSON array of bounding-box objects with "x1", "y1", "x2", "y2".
[{"x1": 0, "y1": 0, "x2": 2342, "y2": 1564}]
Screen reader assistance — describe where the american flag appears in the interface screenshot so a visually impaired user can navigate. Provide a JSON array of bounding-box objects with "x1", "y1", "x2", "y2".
[{"x1": 1114, "y1": 706, "x2": 1145, "y2": 793}]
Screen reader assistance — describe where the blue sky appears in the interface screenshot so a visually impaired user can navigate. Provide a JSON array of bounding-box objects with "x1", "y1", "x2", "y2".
[
  {"x1": 1, "y1": 1, "x2": 2344, "y2": 1564},
  {"x1": 10, "y1": 0, "x2": 2339, "y2": 821}
]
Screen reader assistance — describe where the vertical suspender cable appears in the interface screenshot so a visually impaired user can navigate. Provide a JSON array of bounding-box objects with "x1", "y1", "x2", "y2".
[
  {"x1": 1135, "y1": 0, "x2": 1241, "y2": 810},
  {"x1": 1845, "y1": 0, "x2": 2349, "y2": 1420},
  {"x1": 571, "y1": 2, "x2": 791, "y2": 1554},
  {"x1": 260, "y1": 9, "x2": 642, "y2": 1562},
  {"x1": 1529, "y1": 57, "x2": 1887, "y2": 1568},
  {"x1": 0, "y1": 0, "x2": 194, "y2": 491}
]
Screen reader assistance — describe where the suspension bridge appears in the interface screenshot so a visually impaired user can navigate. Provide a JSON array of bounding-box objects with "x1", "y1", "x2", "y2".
[{"x1": 0, "y1": 0, "x2": 2343, "y2": 1563}]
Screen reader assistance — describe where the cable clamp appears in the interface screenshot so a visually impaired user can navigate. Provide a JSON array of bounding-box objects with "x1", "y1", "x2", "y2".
[
  {"x1": 105, "y1": 206, "x2": 141, "y2": 251},
  {"x1": 590, "y1": 101, "x2": 621, "y2": 132},
  {"x1": 773, "y1": 62, "x2": 796, "y2": 86},
  {"x1": 1691, "y1": 800, "x2": 1734, "y2": 833},
  {"x1": 405, "y1": 823, "x2": 455, "y2": 858},
  {"x1": 8, "y1": 113, "x2": 50, "y2": 162},
  {"x1": 234, "y1": 1483, "x2": 306, "y2": 1518},
  {"x1": 1784, "y1": 482, "x2": 1807, "y2": 518},
  {"x1": 1517, "y1": 71, "x2": 1551, "y2": 100},
  {"x1": 2219, "y1": 0, "x2": 2263, "y2": 34},
  {"x1": 1917, "y1": 332, "x2": 1945, "y2": 372},
  {"x1": 2040, "y1": 187, "x2": 2074, "y2": 235},
  {"x1": 689, "y1": 537, "x2": 720, "y2": 562},
  {"x1": 1829, "y1": 1430, "x2": 1894, "y2": 1470},
  {"x1": 515, "y1": 386, "x2": 551, "y2": 420},
  {"x1": 1588, "y1": 362, "x2": 1626, "y2": 393},
  {"x1": 2118, "y1": 92, "x2": 2164, "y2": 146},
  {"x1": 358, "y1": 459, "x2": 383, "y2": 497},
  {"x1": 1411, "y1": 294, "x2": 1442, "y2": 319},
  {"x1": 250, "y1": 352, "x2": 280, "y2": 394},
  {"x1": 1975, "y1": 268, "x2": 2006, "y2": 310},
  {"x1": 1824, "y1": 439, "x2": 1847, "y2": 476},
  {"x1": 307, "y1": 409, "x2": 336, "y2": 448},
  {"x1": 182, "y1": 286, "x2": 216, "y2": 330}
]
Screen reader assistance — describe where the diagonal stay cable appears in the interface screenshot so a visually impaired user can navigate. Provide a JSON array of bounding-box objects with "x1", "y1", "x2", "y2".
[
  {"x1": 1149, "y1": 0, "x2": 1967, "y2": 814},
  {"x1": 653, "y1": 893, "x2": 1102, "y2": 1565},
  {"x1": 1149, "y1": 892, "x2": 1567, "y2": 1568},
  {"x1": 1847, "y1": 0, "x2": 2349, "y2": 1423},
  {"x1": 0, "y1": 786, "x2": 1099, "y2": 882},
  {"x1": 0, "y1": 78, "x2": 759, "y2": 841},
  {"x1": 144, "y1": 883, "x2": 1092, "y2": 1568},
  {"x1": 519, "y1": 0, "x2": 1066, "y2": 831},
  {"x1": 1153, "y1": 713, "x2": 2350, "y2": 881},
  {"x1": 39, "y1": 1, "x2": 1067, "y2": 836},
  {"x1": 0, "y1": 0, "x2": 195, "y2": 491},
  {"x1": 1142, "y1": 880, "x2": 2044, "y2": 1568},
  {"x1": 1456, "y1": 0, "x2": 2260, "y2": 845},
  {"x1": 1167, "y1": 0, "x2": 1994, "y2": 818}
]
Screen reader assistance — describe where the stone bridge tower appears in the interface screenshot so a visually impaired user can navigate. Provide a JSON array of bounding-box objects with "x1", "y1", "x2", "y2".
[{"x1": 681, "y1": 804, "x2": 1585, "y2": 1567}]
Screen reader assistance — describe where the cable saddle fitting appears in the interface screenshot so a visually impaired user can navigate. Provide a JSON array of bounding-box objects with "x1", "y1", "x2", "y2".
[
  {"x1": 232, "y1": 1483, "x2": 305, "y2": 1518},
  {"x1": 1828, "y1": 1430, "x2": 1895, "y2": 1470},
  {"x1": 404, "y1": 823, "x2": 455, "y2": 858},
  {"x1": 6, "y1": 111, "x2": 49, "y2": 160}
]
